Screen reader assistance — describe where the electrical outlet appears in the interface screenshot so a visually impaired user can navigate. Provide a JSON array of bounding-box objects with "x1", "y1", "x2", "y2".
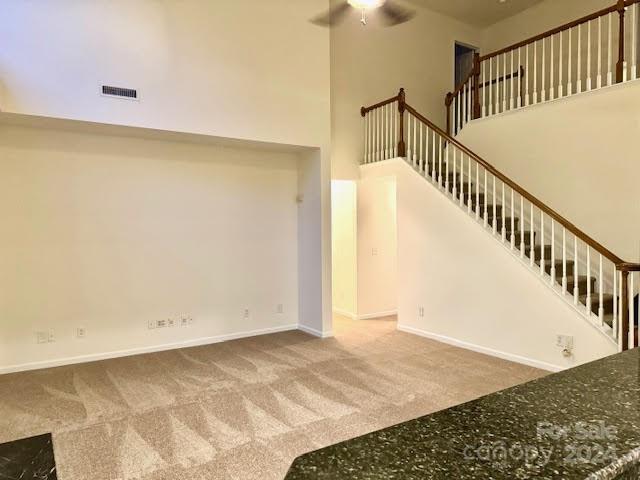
[
  {"x1": 157, "y1": 319, "x2": 167, "y2": 328},
  {"x1": 243, "y1": 309, "x2": 250, "y2": 320},
  {"x1": 372, "y1": 248, "x2": 378, "y2": 256},
  {"x1": 47, "y1": 330, "x2": 55, "y2": 343},
  {"x1": 148, "y1": 320, "x2": 156, "y2": 330},
  {"x1": 167, "y1": 318, "x2": 175, "y2": 328},
  {"x1": 181, "y1": 317, "x2": 189, "y2": 327},
  {"x1": 36, "y1": 331, "x2": 48, "y2": 344},
  {"x1": 418, "y1": 306, "x2": 425, "y2": 318},
  {"x1": 76, "y1": 327, "x2": 86, "y2": 339},
  {"x1": 556, "y1": 335, "x2": 574, "y2": 349},
  {"x1": 277, "y1": 304, "x2": 284, "y2": 314}
]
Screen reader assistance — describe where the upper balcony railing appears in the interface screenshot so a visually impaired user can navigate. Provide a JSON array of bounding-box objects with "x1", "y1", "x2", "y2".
[{"x1": 446, "y1": 0, "x2": 640, "y2": 136}]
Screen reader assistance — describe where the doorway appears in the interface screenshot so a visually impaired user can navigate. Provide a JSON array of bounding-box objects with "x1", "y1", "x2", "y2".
[{"x1": 454, "y1": 42, "x2": 478, "y2": 87}]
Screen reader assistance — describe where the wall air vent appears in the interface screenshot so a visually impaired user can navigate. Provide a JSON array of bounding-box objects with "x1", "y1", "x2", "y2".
[{"x1": 101, "y1": 85, "x2": 138, "y2": 100}]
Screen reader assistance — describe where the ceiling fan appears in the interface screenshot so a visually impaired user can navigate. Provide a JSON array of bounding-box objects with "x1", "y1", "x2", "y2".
[{"x1": 311, "y1": 0, "x2": 416, "y2": 27}]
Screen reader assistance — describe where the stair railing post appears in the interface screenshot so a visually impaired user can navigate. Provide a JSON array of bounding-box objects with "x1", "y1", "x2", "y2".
[
  {"x1": 616, "y1": 0, "x2": 626, "y2": 83},
  {"x1": 397, "y1": 88, "x2": 406, "y2": 157},
  {"x1": 621, "y1": 268, "x2": 630, "y2": 350},
  {"x1": 445, "y1": 92, "x2": 453, "y2": 136},
  {"x1": 473, "y1": 52, "x2": 481, "y2": 119}
]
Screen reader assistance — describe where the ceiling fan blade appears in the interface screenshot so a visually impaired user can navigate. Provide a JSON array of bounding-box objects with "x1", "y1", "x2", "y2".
[
  {"x1": 380, "y1": 1, "x2": 416, "y2": 26},
  {"x1": 310, "y1": 1, "x2": 351, "y2": 26}
]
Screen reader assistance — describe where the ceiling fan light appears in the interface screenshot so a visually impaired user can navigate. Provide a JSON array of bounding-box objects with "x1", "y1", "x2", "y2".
[{"x1": 347, "y1": 0, "x2": 385, "y2": 10}]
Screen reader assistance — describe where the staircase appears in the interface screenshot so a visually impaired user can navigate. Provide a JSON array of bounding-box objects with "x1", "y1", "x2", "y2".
[
  {"x1": 446, "y1": 0, "x2": 640, "y2": 137},
  {"x1": 361, "y1": 89, "x2": 639, "y2": 351}
]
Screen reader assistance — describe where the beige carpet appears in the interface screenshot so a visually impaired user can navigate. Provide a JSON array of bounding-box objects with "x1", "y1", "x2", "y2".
[{"x1": 0, "y1": 316, "x2": 545, "y2": 479}]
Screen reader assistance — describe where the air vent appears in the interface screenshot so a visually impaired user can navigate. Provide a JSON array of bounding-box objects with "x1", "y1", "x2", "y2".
[{"x1": 101, "y1": 85, "x2": 138, "y2": 100}]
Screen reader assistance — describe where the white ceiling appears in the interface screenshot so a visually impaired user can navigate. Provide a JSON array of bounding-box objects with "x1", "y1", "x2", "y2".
[{"x1": 403, "y1": 0, "x2": 544, "y2": 28}]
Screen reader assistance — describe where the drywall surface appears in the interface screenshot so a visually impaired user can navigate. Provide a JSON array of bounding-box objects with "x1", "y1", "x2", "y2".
[
  {"x1": 458, "y1": 80, "x2": 640, "y2": 262},
  {"x1": 362, "y1": 158, "x2": 617, "y2": 371},
  {"x1": 0, "y1": 123, "x2": 303, "y2": 372},
  {"x1": 331, "y1": 181, "x2": 358, "y2": 318},
  {"x1": 356, "y1": 176, "x2": 398, "y2": 318}
]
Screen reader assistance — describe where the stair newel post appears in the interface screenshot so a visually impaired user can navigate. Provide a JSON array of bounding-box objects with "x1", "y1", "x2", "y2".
[
  {"x1": 616, "y1": 0, "x2": 626, "y2": 83},
  {"x1": 473, "y1": 52, "x2": 481, "y2": 120},
  {"x1": 397, "y1": 88, "x2": 406, "y2": 157},
  {"x1": 445, "y1": 92, "x2": 453, "y2": 136},
  {"x1": 621, "y1": 268, "x2": 630, "y2": 351}
]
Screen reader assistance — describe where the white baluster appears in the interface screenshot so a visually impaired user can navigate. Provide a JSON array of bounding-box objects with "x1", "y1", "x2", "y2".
[
  {"x1": 587, "y1": 246, "x2": 592, "y2": 315},
  {"x1": 550, "y1": 34, "x2": 555, "y2": 100},
  {"x1": 386, "y1": 103, "x2": 391, "y2": 159},
  {"x1": 438, "y1": 137, "x2": 443, "y2": 186},
  {"x1": 550, "y1": 220, "x2": 556, "y2": 285},
  {"x1": 484, "y1": 169, "x2": 488, "y2": 228},
  {"x1": 534, "y1": 41, "x2": 538, "y2": 104},
  {"x1": 587, "y1": 20, "x2": 592, "y2": 91},
  {"x1": 598, "y1": 16, "x2": 603, "y2": 88},
  {"x1": 467, "y1": 81, "x2": 471, "y2": 123},
  {"x1": 406, "y1": 113, "x2": 411, "y2": 162},
  {"x1": 632, "y1": 4, "x2": 638, "y2": 80},
  {"x1": 503, "y1": 53, "x2": 508, "y2": 112},
  {"x1": 540, "y1": 211, "x2": 545, "y2": 276},
  {"x1": 459, "y1": 152, "x2": 464, "y2": 207},
  {"x1": 599, "y1": 254, "x2": 604, "y2": 324},
  {"x1": 363, "y1": 113, "x2": 368, "y2": 164},
  {"x1": 377, "y1": 107, "x2": 381, "y2": 161},
  {"x1": 467, "y1": 155, "x2": 472, "y2": 213},
  {"x1": 562, "y1": 227, "x2": 568, "y2": 293},
  {"x1": 613, "y1": 265, "x2": 618, "y2": 338},
  {"x1": 568, "y1": 27, "x2": 573, "y2": 95},
  {"x1": 577, "y1": 24, "x2": 582, "y2": 93},
  {"x1": 475, "y1": 162, "x2": 480, "y2": 220},
  {"x1": 419, "y1": 120, "x2": 424, "y2": 171},
  {"x1": 462, "y1": 87, "x2": 467, "y2": 129},
  {"x1": 493, "y1": 176, "x2": 497, "y2": 235},
  {"x1": 559, "y1": 31, "x2": 564, "y2": 98},
  {"x1": 510, "y1": 188, "x2": 515, "y2": 250},
  {"x1": 430, "y1": 128, "x2": 435, "y2": 179},
  {"x1": 510, "y1": 50, "x2": 515, "y2": 110},
  {"x1": 518, "y1": 47, "x2": 522, "y2": 107},
  {"x1": 542, "y1": 37, "x2": 547, "y2": 102},
  {"x1": 482, "y1": 60, "x2": 487, "y2": 117},
  {"x1": 489, "y1": 57, "x2": 494, "y2": 115},
  {"x1": 574, "y1": 237, "x2": 579, "y2": 305},
  {"x1": 525, "y1": 44, "x2": 530, "y2": 106},
  {"x1": 630, "y1": 274, "x2": 636, "y2": 348},
  {"x1": 445, "y1": 144, "x2": 450, "y2": 191},
  {"x1": 501, "y1": 181, "x2": 506, "y2": 243},
  {"x1": 608, "y1": 13, "x2": 613, "y2": 86},
  {"x1": 413, "y1": 113, "x2": 417, "y2": 165},
  {"x1": 530, "y1": 204, "x2": 535, "y2": 267},
  {"x1": 520, "y1": 196, "x2": 525, "y2": 258},
  {"x1": 453, "y1": 149, "x2": 458, "y2": 199}
]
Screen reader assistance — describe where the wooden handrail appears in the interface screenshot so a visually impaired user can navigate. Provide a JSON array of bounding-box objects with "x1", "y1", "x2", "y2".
[
  {"x1": 361, "y1": 94, "x2": 401, "y2": 116},
  {"x1": 480, "y1": 4, "x2": 618, "y2": 61},
  {"x1": 404, "y1": 102, "x2": 631, "y2": 267}
]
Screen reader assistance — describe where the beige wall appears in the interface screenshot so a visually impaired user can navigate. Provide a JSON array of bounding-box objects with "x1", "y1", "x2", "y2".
[
  {"x1": 330, "y1": 0, "x2": 481, "y2": 179},
  {"x1": 459, "y1": 80, "x2": 640, "y2": 263},
  {"x1": 331, "y1": 181, "x2": 358, "y2": 317},
  {"x1": 0, "y1": 122, "x2": 310, "y2": 372},
  {"x1": 0, "y1": 0, "x2": 330, "y2": 151},
  {"x1": 363, "y1": 159, "x2": 617, "y2": 371},
  {"x1": 357, "y1": 176, "x2": 398, "y2": 318}
]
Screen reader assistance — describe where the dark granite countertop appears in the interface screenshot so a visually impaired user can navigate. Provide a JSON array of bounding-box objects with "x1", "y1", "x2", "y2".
[{"x1": 285, "y1": 349, "x2": 640, "y2": 480}]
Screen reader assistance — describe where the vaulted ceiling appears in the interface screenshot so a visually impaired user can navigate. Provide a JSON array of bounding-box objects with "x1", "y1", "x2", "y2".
[{"x1": 403, "y1": 0, "x2": 544, "y2": 28}]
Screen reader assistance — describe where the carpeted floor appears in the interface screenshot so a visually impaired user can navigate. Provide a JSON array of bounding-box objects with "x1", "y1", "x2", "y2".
[{"x1": 0, "y1": 316, "x2": 546, "y2": 479}]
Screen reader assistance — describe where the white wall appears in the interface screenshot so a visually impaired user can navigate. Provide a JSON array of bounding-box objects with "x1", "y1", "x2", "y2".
[
  {"x1": 330, "y1": 0, "x2": 481, "y2": 179},
  {"x1": 0, "y1": 122, "x2": 308, "y2": 373},
  {"x1": 331, "y1": 181, "x2": 358, "y2": 318},
  {"x1": 0, "y1": 0, "x2": 331, "y2": 150},
  {"x1": 361, "y1": 158, "x2": 617, "y2": 371},
  {"x1": 459, "y1": 80, "x2": 640, "y2": 263},
  {"x1": 357, "y1": 176, "x2": 398, "y2": 318}
]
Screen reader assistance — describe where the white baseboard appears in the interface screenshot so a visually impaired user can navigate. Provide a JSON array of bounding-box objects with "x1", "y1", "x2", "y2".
[
  {"x1": 332, "y1": 308, "x2": 358, "y2": 320},
  {"x1": 0, "y1": 324, "x2": 299, "y2": 375},
  {"x1": 358, "y1": 310, "x2": 397, "y2": 320},
  {"x1": 397, "y1": 324, "x2": 562, "y2": 372},
  {"x1": 298, "y1": 324, "x2": 334, "y2": 338}
]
